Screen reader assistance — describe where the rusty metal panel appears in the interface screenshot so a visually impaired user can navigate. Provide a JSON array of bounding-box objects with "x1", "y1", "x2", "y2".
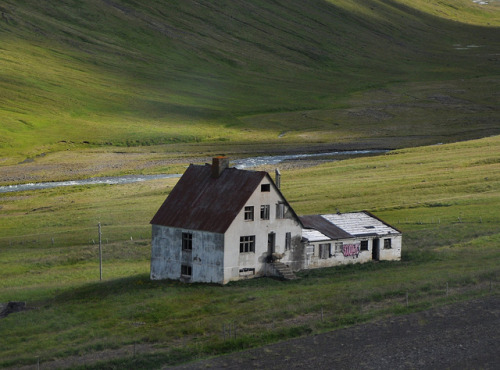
[{"x1": 151, "y1": 164, "x2": 267, "y2": 234}]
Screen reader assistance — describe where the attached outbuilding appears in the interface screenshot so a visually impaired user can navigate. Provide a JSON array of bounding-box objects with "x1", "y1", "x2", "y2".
[{"x1": 300, "y1": 212, "x2": 402, "y2": 269}]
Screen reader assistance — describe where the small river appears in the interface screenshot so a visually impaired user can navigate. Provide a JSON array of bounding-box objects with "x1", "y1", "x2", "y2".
[{"x1": 0, "y1": 150, "x2": 387, "y2": 193}]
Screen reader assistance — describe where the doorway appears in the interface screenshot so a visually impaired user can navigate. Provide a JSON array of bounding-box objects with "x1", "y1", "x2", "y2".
[
  {"x1": 372, "y1": 238, "x2": 380, "y2": 261},
  {"x1": 268, "y1": 232, "x2": 276, "y2": 260}
]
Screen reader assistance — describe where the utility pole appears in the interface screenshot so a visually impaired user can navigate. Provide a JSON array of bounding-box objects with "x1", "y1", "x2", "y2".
[{"x1": 98, "y1": 222, "x2": 102, "y2": 281}]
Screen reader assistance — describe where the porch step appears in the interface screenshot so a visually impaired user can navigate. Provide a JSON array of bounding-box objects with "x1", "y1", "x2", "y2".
[{"x1": 272, "y1": 261, "x2": 297, "y2": 280}]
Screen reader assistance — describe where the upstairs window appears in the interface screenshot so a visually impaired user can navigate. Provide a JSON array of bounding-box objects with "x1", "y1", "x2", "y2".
[
  {"x1": 260, "y1": 205, "x2": 270, "y2": 220},
  {"x1": 182, "y1": 232, "x2": 192, "y2": 250},
  {"x1": 276, "y1": 202, "x2": 285, "y2": 219},
  {"x1": 360, "y1": 240, "x2": 369, "y2": 251},
  {"x1": 244, "y1": 206, "x2": 254, "y2": 221},
  {"x1": 240, "y1": 235, "x2": 255, "y2": 253},
  {"x1": 384, "y1": 238, "x2": 392, "y2": 249},
  {"x1": 261, "y1": 184, "x2": 270, "y2": 192}
]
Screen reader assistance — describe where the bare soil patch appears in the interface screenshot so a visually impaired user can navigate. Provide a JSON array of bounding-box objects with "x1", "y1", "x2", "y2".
[{"x1": 172, "y1": 295, "x2": 499, "y2": 369}]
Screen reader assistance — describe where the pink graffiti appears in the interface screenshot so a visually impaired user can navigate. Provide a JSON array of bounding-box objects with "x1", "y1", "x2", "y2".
[{"x1": 342, "y1": 243, "x2": 360, "y2": 258}]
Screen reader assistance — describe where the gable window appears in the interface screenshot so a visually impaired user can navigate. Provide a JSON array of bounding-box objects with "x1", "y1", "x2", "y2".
[
  {"x1": 260, "y1": 205, "x2": 270, "y2": 220},
  {"x1": 319, "y1": 243, "x2": 331, "y2": 259},
  {"x1": 182, "y1": 232, "x2": 193, "y2": 250},
  {"x1": 244, "y1": 206, "x2": 254, "y2": 221},
  {"x1": 384, "y1": 238, "x2": 392, "y2": 249},
  {"x1": 335, "y1": 242, "x2": 343, "y2": 253},
  {"x1": 261, "y1": 184, "x2": 270, "y2": 192},
  {"x1": 285, "y1": 232, "x2": 291, "y2": 250},
  {"x1": 181, "y1": 265, "x2": 192, "y2": 276},
  {"x1": 276, "y1": 202, "x2": 285, "y2": 219},
  {"x1": 360, "y1": 240, "x2": 368, "y2": 251},
  {"x1": 240, "y1": 235, "x2": 255, "y2": 253}
]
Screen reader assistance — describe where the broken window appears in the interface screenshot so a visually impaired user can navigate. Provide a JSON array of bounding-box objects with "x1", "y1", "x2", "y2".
[
  {"x1": 384, "y1": 238, "x2": 392, "y2": 249},
  {"x1": 244, "y1": 206, "x2": 254, "y2": 221},
  {"x1": 285, "y1": 232, "x2": 291, "y2": 250},
  {"x1": 260, "y1": 205, "x2": 270, "y2": 220},
  {"x1": 261, "y1": 184, "x2": 271, "y2": 192},
  {"x1": 239, "y1": 268, "x2": 255, "y2": 276},
  {"x1": 335, "y1": 242, "x2": 343, "y2": 253},
  {"x1": 360, "y1": 240, "x2": 368, "y2": 251},
  {"x1": 182, "y1": 232, "x2": 193, "y2": 250},
  {"x1": 181, "y1": 265, "x2": 192, "y2": 276},
  {"x1": 319, "y1": 243, "x2": 330, "y2": 259},
  {"x1": 276, "y1": 202, "x2": 285, "y2": 219},
  {"x1": 240, "y1": 235, "x2": 255, "y2": 253}
]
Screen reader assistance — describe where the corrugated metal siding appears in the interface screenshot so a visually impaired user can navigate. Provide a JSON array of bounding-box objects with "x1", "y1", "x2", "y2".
[{"x1": 150, "y1": 164, "x2": 267, "y2": 234}]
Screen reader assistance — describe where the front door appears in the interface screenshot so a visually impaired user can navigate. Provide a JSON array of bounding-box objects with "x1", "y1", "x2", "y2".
[
  {"x1": 268, "y1": 232, "x2": 276, "y2": 259},
  {"x1": 372, "y1": 238, "x2": 380, "y2": 261}
]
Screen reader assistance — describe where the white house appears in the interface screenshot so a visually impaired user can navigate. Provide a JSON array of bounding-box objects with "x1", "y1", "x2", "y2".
[
  {"x1": 150, "y1": 157, "x2": 304, "y2": 284},
  {"x1": 150, "y1": 157, "x2": 402, "y2": 284}
]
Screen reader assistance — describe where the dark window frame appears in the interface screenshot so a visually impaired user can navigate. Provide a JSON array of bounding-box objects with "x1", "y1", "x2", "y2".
[
  {"x1": 244, "y1": 206, "x2": 254, "y2": 221},
  {"x1": 384, "y1": 238, "x2": 392, "y2": 249},
  {"x1": 182, "y1": 232, "x2": 193, "y2": 250},
  {"x1": 260, "y1": 204, "x2": 270, "y2": 220},
  {"x1": 360, "y1": 240, "x2": 369, "y2": 251},
  {"x1": 261, "y1": 184, "x2": 271, "y2": 192},
  {"x1": 181, "y1": 264, "x2": 192, "y2": 276},
  {"x1": 240, "y1": 235, "x2": 256, "y2": 253},
  {"x1": 285, "y1": 232, "x2": 291, "y2": 250}
]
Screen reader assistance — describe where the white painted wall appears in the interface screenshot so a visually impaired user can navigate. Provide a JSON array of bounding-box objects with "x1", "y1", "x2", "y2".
[{"x1": 223, "y1": 177, "x2": 302, "y2": 283}]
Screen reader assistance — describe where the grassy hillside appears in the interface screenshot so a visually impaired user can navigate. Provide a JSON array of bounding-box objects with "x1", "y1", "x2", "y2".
[
  {"x1": 0, "y1": 0, "x2": 499, "y2": 162},
  {"x1": 0, "y1": 135, "x2": 498, "y2": 368}
]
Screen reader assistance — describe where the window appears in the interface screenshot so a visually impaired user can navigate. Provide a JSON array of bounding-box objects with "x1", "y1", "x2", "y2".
[
  {"x1": 319, "y1": 243, "x2": 331, "y2": 259},
  {"x1": 360, "y1": 240, "x2": 368, "y2": 251},
  {"x1": 181, "y1": 265, "x2": 192, "y2": 276},
  {"x1": 285, "y1": 232, "x2": 291, "y2": 250},
  {"x1": 261, "y1": 184, "x2": 270, "y2": 192},
  {"x1": 239, "y1": 268, "x2": 255, "y2": 276},
  {"x1": 244, "y1": 206, "x2": 254, "y2": 221},
  {"x1": 384, "y1": 238, "x2": 392, "y2": 249},
  {"x1": 260, "y1": 205, "x2": 270, "y2": 220},
  {"x1": 335, "y1": 242, "x2": 343, "y2": 253},
  {"x1": 182, "y1": 232, "x2": 192, "y2": 250},
  {"x1": 276, "y1": 202, "x2": 285, "y2": 219},
  {"x1": 240, "y1": 235, "x2": 255, "y2": 253}
]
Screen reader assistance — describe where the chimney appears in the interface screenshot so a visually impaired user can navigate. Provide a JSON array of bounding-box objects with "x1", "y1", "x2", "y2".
[
  {"x1": 211, "y1": 156, "x2": 229, "y2": 178},
  {"x1": 275, "y1": 168, "x2": 281, "y2": 189}
]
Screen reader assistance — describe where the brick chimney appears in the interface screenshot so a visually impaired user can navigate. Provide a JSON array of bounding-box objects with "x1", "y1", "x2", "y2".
[{"x1": 211, "y1": 156, "x2": 229, "y2": 178}]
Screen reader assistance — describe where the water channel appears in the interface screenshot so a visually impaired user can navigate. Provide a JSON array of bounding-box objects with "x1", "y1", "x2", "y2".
[{"x1": 0, "y1": 150, "x2": 388, "y2": 193}]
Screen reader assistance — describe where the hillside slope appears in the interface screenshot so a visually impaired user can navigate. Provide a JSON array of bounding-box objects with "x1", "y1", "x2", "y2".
[{"x1": 0, "y1": 0, "x2": 499, "y2": 160}]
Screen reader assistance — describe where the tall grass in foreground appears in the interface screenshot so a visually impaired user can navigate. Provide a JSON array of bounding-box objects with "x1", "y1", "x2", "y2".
[{"x1": 0, "y1": 136, "x2": 499, "y2": 367}]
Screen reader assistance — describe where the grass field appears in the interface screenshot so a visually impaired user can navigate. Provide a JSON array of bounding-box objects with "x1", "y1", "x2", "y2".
[
  {"x1": 0, "y1": 0, "x2": 499, "y2": 163},
  {"x1": 0, "y1": 136, "x2": 498, "y2": 368},
  {"x1": 1, "y1": 0, "x2": 499, "y2": 368}
]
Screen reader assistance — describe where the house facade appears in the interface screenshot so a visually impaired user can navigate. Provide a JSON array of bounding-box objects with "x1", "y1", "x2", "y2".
[
  {"x1": 150, "y1": 157, "x2": 402, "y2": 284},
  {"x1": 150, "y1": 157, "x2": 304, "y2": 284}
]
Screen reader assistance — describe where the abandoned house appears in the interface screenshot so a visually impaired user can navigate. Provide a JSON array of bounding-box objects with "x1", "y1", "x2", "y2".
[{"x1": 150, "y1": 157, "x2": 402, "y2": 284}]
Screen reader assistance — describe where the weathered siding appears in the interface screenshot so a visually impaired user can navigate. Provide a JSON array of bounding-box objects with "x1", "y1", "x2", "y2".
[
  {"x1": 223, "y1": 177, "x2": 302, "y2": 283},
  {"x1": 378, "y1": 234, "x2": 402, "y2": 261},
  {"x1": 150, "y1": 224, "x2": 224, "y2": 283}
]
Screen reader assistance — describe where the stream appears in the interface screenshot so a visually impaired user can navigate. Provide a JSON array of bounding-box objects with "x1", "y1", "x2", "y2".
[{"x1": 0, "y1": 150, "x2": 388, "y2": 193}]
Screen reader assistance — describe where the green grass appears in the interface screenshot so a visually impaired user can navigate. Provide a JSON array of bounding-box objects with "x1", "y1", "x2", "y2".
[
  {"x1": 0, "y1": 0, "x2": 499, "y2": 162},
  {"x1": 0, "y1": 136, "x2": 499, "y2": 368}
]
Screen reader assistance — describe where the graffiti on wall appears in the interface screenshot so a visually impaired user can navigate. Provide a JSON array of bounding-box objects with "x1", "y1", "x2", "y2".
[{"x1": 343, "y1": 243, "x2": 360, "y2": 258}]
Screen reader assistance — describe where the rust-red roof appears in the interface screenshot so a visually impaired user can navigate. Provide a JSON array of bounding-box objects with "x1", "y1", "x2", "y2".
[{"x1": 150, "y1": 164, "x2": 268, "y2": 233}]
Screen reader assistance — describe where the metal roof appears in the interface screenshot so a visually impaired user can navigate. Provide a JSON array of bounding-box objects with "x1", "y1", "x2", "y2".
[
  {"x1": 301, "y1": 211, "x2": 400, "y2": 242},
  {"x1": 150, "y1": 164, "x2": 270, "y2": 234},
  {"x1": 300, "y1": 214, "x2": 352, "y2": 240}
]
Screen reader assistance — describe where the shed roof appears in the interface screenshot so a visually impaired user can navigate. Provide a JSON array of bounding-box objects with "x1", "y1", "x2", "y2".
[
  {"x1": 301, "y1": 211, "x2": 401, "y2": 242},
  {"x1": 150, "y1": 164, "x2": 269, "y2": 234}
]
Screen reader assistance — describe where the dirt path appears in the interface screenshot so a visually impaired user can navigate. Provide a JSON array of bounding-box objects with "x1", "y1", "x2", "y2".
[{"x1": 170, "y1": 295, "x2": 499, "y2": 369}]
